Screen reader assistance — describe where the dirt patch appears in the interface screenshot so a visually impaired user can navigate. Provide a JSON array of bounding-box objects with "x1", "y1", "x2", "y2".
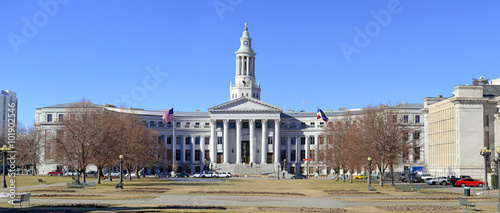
[
  {"x1": 157, "y1": 205, "x2": 227, "y2": 210},
  {"x1": 122, "y1": 187, "x2": 170, "y2": 193},
  {"x1": 34, "y1": 203, "x2": 111, "y2": 208},
  {"x1": 259, "y1": 207, "x2": 347, "y2": 212},
  {"x1": 33, "y1": 194, "x2": 103, "y2": 198},
  {"x1": 29, "y1": 189, "x2": 77, "y2": 193},
  {"x1": 191, "y1": 191, "x2": 305, "y2": 196},
  {"x1": 324, "y1": 190, "x2": 383, "y2": 195},
  {"x1": 377, "y1": 205, "x2": 459, "y2": 212},
  {"x1": 376, "y1": 196, "x2": 485, "y2": 201}
]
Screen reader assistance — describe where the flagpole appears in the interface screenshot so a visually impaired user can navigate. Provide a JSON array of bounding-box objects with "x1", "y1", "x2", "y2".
[
  {"x1": 316, "y1": 106, "x2": 319, "y2": 177},
  {"x1": 171, "y1": 117, "x2": 175, "y2": 176}
]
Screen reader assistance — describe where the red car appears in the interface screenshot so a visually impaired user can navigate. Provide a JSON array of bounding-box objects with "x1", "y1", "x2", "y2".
[
  {"x1": 454, "y1": 178, "x2": 484, "y2": 187},
  {"x1": 47, "y1": 170, "x2": 63, "y2": 176}
]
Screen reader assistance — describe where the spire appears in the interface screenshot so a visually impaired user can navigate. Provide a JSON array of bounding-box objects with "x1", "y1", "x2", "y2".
[{"x1": 245, "y1": 22, "x2": 248, "y2": 31}]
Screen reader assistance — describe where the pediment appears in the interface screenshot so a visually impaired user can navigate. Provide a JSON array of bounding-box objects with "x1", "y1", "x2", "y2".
[{"x1": 208, "y1": 97, "x2": 283, "y2": 113}]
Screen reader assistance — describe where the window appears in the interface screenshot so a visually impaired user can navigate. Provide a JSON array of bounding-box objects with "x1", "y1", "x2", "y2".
[
  {"x1": 414, "y1": 131, "x2": 420, "y2": 140},
  {"x1": 300, "y1": 137, "x2": 306, "y2": 145},
  {"x1": 204, "y1": 150, "x2": 210, "y2": 160},
  {"x1": 291, "y1": 150, "x2": 296, "y2": 161},
  {"x1": 300, "y1": 150, "x2": 306, "y2": 161},
  {"x1": 310, "y1": 122, "x2": 315, "y2": 126},
  {"x1": 185, "y1": 150, "x2": 190, "y2": 161},
  {"x1": 414, "y1": 115, "x2": 420, "y2": 123},
  {"x1": 217, "y1": 137, "x2": 223, "y2": 144},
  {"x1": 484, "y1": 115, "x2": 489, "y2": 126},
  {"x1": 150, "y1": 121, "x2": 155, "y2": 127},
  {"x1": 403, "y1": 115, "x2": 409, "y2": 123},
  {"x1": 217, "y1": 153, "x2": 223, "y2": 163},
  {"x1": 58, "y1": 114, "x2": 64, "y2": 122},
  {"x1": 46, "y1": 114, "x2": 52, "y2": 122},
  {"x1": 291, "y1": 137, "x2": 296, "y2": 145},
  {"x1": 195, "y1": 137, "x2": 200, "y2": 145},
  {"x1": 176, "y1": 150, "x2": 181, "y2": 161},
  {"x1": 205, "y1": 137, "x2": 210, "y2": 145},
  {"x1": 267, "y1": 121, "x2": 274, "y2": 128},
  {"x1": 267, "y1": 153, "x2": 273, "y2": 163},
  {"x1": 167, "y1": 136, "x2": 172, "y2": 144},
  {"x1": 176, "y1": 136, "x2": 181, "y2": 145},
  {"x1": 216, "y1": 121, "x2": 223, "y2": 128},
  {"x1": 255, "y1": 121, "x2": 261, "y2": 128},
  {"x1": 320, "y1": 122, "x2": 324, "y2": 126},
  {"x1": 280, "y1": 150, "x2": 286, "y2": 161},
  {"x1": 281, "y1": 137, "x2": 286, "y2": 145},
  {"x1": 310, "y1": 151, "x2": 315, "y2": 161},
  {"x1": 195, "y1": 150, "x2": 200, "y2": 161},
  {"x1": 310, "y1": 137, "x2": 315, "y2": 145},
  {"x1": 195, "y1": 122, "x2": 200, "y2": 127},
  {"x1": 158, "y1": 121, "x2": 163, "y2": 127},
  {"x1": 186, "y1": 137, "x2": 191, "y2": 145},
  {"x1": 256, "y1": 94, "x2": 259, "y2": 99},
  {"x1": 301, "y1": 122, "x2": 306, "y2": 128},
  {"x1": 205, "y1": 122, "x2": 209, "y2": 126},
  {"x1": 242, "y1": 122, "x2": 249, "y2": 128},
  {"x1": 268, "y1": 137, "x2": 273, "y2": 145},
  {"x1": 229, "y1": 122, "x2": 236, "y2": 128}
]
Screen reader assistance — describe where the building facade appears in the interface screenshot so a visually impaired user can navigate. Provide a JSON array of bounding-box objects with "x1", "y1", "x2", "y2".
[
  {"x1": 1, "y1": 90, "x2": 17, "y2": 142},
  {"x1": 423, "y1": 79, "x2": 500, "y2": 178},
  {"x1": 34, "y1": 24, "x2": 424, "y2": 176}
]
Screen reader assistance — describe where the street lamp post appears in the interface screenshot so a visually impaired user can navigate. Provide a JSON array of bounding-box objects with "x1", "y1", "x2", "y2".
[
  {"x1": 284, "y1": 159, "x2": 286, "y2": 172},
  {"x1": 277, "y1": 163, "x2": 280, "y2": 180},
  {"x1": 116, "y1": 155, "x2": 124, "y2": 189},
  {"x1": 479, "y1": 147, "x2": 492, "y2": 190},
  {"x1": 1, "y1": 145, "x2": 11, "y2": 188},
  {"x1": 367, "y1": 157, "x2": 375, "y2": 191},
  {"x1": 496, "y1": 146, "x2": 500, "y2": 202}
]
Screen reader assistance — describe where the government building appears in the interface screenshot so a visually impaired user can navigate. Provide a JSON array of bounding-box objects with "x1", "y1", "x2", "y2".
[{"x1": 35, "y1": 24, "x2": 425, "y2": 176}]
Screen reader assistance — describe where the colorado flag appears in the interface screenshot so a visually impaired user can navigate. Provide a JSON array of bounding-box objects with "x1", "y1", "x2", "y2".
[{"x1": 317, "y1": 108, "x2": 329, "y2": 122}]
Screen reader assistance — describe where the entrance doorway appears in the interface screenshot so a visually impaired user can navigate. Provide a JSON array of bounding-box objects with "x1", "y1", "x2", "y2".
[{"x1": 241, "y1": 141, "x2": 250, "y2": 163}]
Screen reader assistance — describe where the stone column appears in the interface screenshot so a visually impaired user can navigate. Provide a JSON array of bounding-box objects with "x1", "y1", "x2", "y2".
[
  {"x1": 223, "y1": 119, "x2": 229, "y2": 164},
  {"x1": 236, "y1": 56, "x2": 240, "y2": 76},
  {"x1": 286, "y1": 136, "x2": 291, "y2": 162},
  {"x1": 261, "y1": 119, "x2": 268, "y2": 164},
  {"x1": 236, "y1": 119, "x2": 242, "y2": 164},
  {"x1": 210, "y1": 119, "x2": 216, "y2": 164},
  {"x1": 274, "y1": 119, "x2": 281, "y2": 163},
  {"x1": 314, "y1": 135, "x2": 319, "y2": 175},
  {"x1": 181, "y1": 136, "x2": 185, "y2": 163},
  {"x1": 200, "y1": 136, "x2": 205, "y2": 163},
  {"x1": 249, "y1": 119, "x2": 255, "y2": 164},
  {"x1": 296, "y1": 136, "x2": 300, "y2": 163},
  {"x1": 246, "y1": 56, "x2": 250, "y2": 76},
  {"x1": 305, "y1": 136, "x2": 310, "y2": 159},
  {"x1": 191, "y1": 136, "x2": 195, "y2": 163}
]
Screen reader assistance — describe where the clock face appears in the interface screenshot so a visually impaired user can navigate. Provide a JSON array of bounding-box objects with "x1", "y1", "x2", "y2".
[{"x1": 243, "y1": 41, "x2": 248, "y2": 46}]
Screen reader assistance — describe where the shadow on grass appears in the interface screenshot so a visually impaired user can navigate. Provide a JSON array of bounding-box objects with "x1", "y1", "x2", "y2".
[{"x1": 4, "y1": 204, "x2": 227, "y2": 212}]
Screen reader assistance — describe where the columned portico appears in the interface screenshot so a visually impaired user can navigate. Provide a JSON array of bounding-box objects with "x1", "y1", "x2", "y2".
[{"x1": 261, "y1": 119, "x2": 267, "y2": 164}]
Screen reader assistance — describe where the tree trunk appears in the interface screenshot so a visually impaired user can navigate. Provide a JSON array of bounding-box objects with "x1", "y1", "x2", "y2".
[{"x1": 97, "y1": 166, "x2": 102, "y2": 184}]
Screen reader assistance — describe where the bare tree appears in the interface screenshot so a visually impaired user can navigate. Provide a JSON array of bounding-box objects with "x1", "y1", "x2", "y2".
[
  {"x1": 16, "y1": 125, "x2": 43, "y2": 175},
  {"x1": 52, "y1": 99, "x2": 105, "y2": 183},
  {"x1": 358, "y1": 104, "x2": 409, "y2": 187}
]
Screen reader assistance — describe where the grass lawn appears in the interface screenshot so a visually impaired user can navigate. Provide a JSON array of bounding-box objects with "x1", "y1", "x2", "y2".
[{"x1": 2, "y1": 175, "x2": 499, "y2": 212}]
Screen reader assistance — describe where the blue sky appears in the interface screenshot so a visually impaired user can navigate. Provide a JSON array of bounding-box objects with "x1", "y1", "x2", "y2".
[{"x1": 1, "y1": 0, "x2": 499, "y2": 128}]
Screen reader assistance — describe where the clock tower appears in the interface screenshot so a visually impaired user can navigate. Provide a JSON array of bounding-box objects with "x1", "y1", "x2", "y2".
[{"x1": 230, "y1": 23, "x2": 261, "y2": 100}]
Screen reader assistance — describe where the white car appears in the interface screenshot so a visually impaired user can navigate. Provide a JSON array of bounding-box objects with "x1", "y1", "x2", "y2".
[
  {"x1": 192, "y1": 173, "x2": 202, "y2": 178},
  {"x1": 105, "y1": 171, "x2": 121, "y2": 177},
  {"x1": 217, "y1": 172, "x2": 232, "y2": 178},
  {"x1": 64, "y1": 171, "x2": 79, "y2": 176},
  {"x1": 419, "y1": 173, "x2": 433, "y2": 181}
]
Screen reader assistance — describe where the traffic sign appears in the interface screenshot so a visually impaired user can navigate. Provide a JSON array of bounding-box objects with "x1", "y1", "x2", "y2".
[{"x1": 303, "y1": 158, "x2": 312, "y2": 161}]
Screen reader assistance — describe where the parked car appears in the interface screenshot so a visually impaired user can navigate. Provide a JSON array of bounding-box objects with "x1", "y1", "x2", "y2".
[
  {"x1": 174, "y1": 172, "x2": 190, "y2": 178},
  {"x1": 124, "y1": 172, "x2": 136, "y2": 178},
  {"x1": 418, "y1": 173, "x2": 434, "y2": 182},
  {"x1": 399, "y1": 171, "x2": 408, "y2": 181},
  {"x1": 446, "y1": 175, "x2": 458, "y2": 185},
  {"x1": 217, "y1": 172, "x2": 232, "y2": 178},
  {"x1": 454, "y1": 178, "x2": 484, "y2": 187},
  {"x1": 192, "y1": 173, "x2": 202, "y2": 178},
  {"x1": 353, "y1": 174, "x2": 368, "y2": 180},
  {"x1": 291, "y1": 174, "x2": 307, "y2": 179},
  {"x1": 403, "y1": 173, "x2": 422, "y2": 183},
  {"x1": 47, "y1": 170, "x2": 63, "y2": 176},
  {"x1": 332, "y1": 174, "x2": 348, "y2": 180},
  {"x1": 105, "y1": 171, "x2": 121, "y2": 178},
  {"x1": 64, "y1": 171, "x2": 78, "y2": 176},
  {"x1": 86, "y1": 171, "x2": 98, "y2": 177},
  {"x1": 426, "y1": 176, "x2": 449, "y2": 185},
  {"x1": 200, "y1": 171, "x2": 217, "y2": 178}
]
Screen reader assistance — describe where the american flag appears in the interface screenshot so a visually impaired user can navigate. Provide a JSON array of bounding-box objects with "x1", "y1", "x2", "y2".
[{"x1": 162, "y1": 108, "x2": 174, "y2": 123}]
